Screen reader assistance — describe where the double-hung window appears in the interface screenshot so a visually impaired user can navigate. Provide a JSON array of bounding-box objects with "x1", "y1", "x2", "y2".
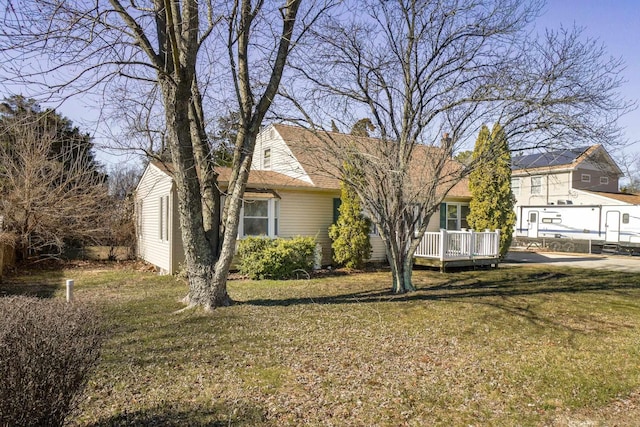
[
  {"x1": 240, "y1": 198, "x2": 279, "y2": 237},
  {"x1": 511, "y1": 178, "x2": 521, "y2": 196},
  {"x1": 531, "y1": 176, "x2": 542, "y2": 195},
  {"x1": 444, "y1": 203, "x2": 470, "y2": 230},
  {"x1": 263, "y1": 148, "x2": 271, "y2": 169},
  {"x1": 159, "y1": 196, "x2": 169, "y2": 242}
]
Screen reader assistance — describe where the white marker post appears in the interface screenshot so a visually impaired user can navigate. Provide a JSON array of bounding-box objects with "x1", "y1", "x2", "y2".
[{"x1": 66, "y1": 279, "x2": 74, "y2": 302}]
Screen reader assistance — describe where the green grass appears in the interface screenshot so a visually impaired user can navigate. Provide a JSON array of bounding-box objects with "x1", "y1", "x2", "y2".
[{"x1": 3, "y1": 264, "x2": 640, "y2": 426}]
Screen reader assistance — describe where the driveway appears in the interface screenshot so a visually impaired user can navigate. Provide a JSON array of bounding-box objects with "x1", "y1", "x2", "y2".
[{"x1": 503, "y1": 250, "x2": 640, "y2": 273}]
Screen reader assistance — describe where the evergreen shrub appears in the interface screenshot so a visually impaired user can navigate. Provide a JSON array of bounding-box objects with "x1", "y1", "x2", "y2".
[{"x1": 237, "y1": 236, "x2": 316, "y2": 280}]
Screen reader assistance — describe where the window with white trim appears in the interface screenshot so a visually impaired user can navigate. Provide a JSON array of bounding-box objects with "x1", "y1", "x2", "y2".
[
  {"x1": 581, "y1": 173, "x2": 591, "y2": 183},
  {"x1": 164, "y1": 196, "x2": 169, "y2": 241},
  {"x1": 263, "y1": 148, "x2": 271, "y2": 169},
  {"x1": 445, "y1": 203, "x2": 470, "y2": 230},
  {"x1": 240, "y1": 198, "x2": 279, "y2": 237},
  {"x1": 511, "y1": 178, "x2": 521, "y2": 196},
  {"x1": 159, "y1": 196, "x2": 169, "y2": 241},
  {"x1": 531, "y1": 176, "x2": 542, "y2": 195},
  {"x1": 159, "y1": 196, "x2": 164, "y2": 240},
  {"x1": 600, "y1": 176, "x2": 609, "y2": 185}
]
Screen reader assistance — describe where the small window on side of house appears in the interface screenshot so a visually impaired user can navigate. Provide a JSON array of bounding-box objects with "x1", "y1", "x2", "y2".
[
  {"x1": 531, "y1": 176, "x2": 542, "y2": 195},
  {"x1": 623, "y1": 213, "x2": 630, "y2": 224},
  {"x1": 164, "y1": 195, "x2": 169, "y2": 242},
  {"x1": 263, "y1": 148, "x2": 271, "y2": 169},
  {"x1": 581, "y1": 174, "x2": 591, "y2": 183},
  {"x1": 159, "y1": 197, "x2": 164, "y2": 240},
  {"x1": 511, "y1": 178, "x2": 520, "y2": 196},
  {"x1": 600, "y1": 176, "x2": 609, "y2": 185}
]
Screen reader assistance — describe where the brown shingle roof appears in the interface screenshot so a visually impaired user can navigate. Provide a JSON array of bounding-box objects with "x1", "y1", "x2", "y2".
[
  {"x1": 582, "y1": 190, "x2": 640, "y2": 205},
  {"x1": 272, "y1": 124, "x2": 470, "y2": 197},
  {"x1": 216, "y1": 167, "x2": 314, "y2": 189},
  {"x1": 150, "y1": 160, "x2": 314, "y2": 190},
  {"x1": 149, "y1": 124, "x2": 471, "y2": 199}
]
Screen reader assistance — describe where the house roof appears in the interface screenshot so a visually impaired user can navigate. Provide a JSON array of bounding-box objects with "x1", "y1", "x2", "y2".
[
  {"x1": 271, "y1": 124, "x2": 470, "y2": 198},
  {"x1": 149, "y1": 160, "x2": 315, "y2": 190},
  {"x1": 581, "y1": 190, "x2": 640, "y2": 205},
  {"x1": 217, "y1": 167, "x2": 315, "y2": 189},
  {"x1": 511, "y1": 145, "x2": 622, "y2": 176},
  {"x1": 146, "y1": 124, "x2": 471, "y2": 199},
  {"x1": 511, "y1": 146, "x2": 591, "y2": 170}
]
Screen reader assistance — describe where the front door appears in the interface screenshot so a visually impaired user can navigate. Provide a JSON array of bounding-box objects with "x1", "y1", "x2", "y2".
[
  {"x1": 527, "y1": 211, "x2": 539, "y2": 238},
  {"x1": 605, "y1": 211, "x2": 620, "y2": 242}
]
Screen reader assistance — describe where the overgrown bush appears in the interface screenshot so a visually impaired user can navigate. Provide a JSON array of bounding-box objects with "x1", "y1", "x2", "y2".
[
  {"x1": 0, "y1": 296, "x2": 105, "y2": 427},
  {"x1": 237, "y1": 236, "x2": 316, "y2": 280}
]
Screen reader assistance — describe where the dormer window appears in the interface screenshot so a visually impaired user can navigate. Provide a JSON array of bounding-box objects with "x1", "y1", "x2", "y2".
[{"x1": 263, "y1": 148, "x2": 271, "y2": 169}]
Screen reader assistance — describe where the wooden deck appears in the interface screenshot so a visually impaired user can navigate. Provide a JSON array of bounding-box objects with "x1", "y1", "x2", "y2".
[{"x1": 414, "y1": 229, "x2": 501, "y2": 272}]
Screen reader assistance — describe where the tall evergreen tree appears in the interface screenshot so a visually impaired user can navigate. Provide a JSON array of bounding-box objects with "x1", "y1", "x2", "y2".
[
  {"x1": 467, "y1": 123, "x2": 516, "y2": 257},
  {"x1": 329, "y1": 122, "x2": 374, "y2": 268},
  {"x1": 328, "y1": 166, "x2": 372, "y2": 269}
]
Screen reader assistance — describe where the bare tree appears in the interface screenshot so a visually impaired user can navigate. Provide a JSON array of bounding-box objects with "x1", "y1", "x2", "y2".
[
  {"x1": 0, "y1": 1, "x2": 327, "y2": 309},
  {"x1": 104, "y1": 164, "x2": 142, "y2": 259},
  {"x1": 616, "y1": 151, "x2": 640, "y2": 193},
  {"x1": 284, "y1": 0, "x2": 632, "y2": 293},
  {"x1": 0, "y1": 106, "x2": 110, "y2": 259}
]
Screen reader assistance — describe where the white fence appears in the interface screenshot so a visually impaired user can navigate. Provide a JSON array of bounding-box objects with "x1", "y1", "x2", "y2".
[{"x1": 416, "y1": 229, "x2": 500, "y2": 261}]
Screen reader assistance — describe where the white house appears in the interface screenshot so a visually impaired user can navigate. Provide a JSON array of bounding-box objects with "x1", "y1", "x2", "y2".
[
  {"x1": 511, "y1": 144, "x2": 640, "y2": 244},
  {"x1": 135, "y1": 124, "x2": 472, "y2": 274},
  {"x1": 511, "y1": 145, "x2": 624, "y2": 207}
]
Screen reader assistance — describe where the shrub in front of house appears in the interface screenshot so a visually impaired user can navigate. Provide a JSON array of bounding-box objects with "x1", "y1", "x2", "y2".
[
  {"x1": 0, "y1": 296, "x2": 105, "y2": 427},
  {"x1": 237, "y1": 236, "x2": 316, "y2": 280}
]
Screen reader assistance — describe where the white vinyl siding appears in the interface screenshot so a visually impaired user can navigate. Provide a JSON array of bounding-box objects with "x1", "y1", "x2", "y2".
[
  {"x1": 252, "y1": 126, "x2": 313, "y2": 183},
  {"x1": 135, "y1": 164, "x2": 173, "y2": 273},
  {"x1": 277, "y1": 190, "x2": 340, "y2": 264}
]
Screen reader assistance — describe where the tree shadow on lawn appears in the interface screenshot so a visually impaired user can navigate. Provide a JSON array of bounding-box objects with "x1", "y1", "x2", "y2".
[
  {"x1": 83, "y1": 400, "x2": 268, "y2": 427},
  {"x1": 241, "y1": 270, "x2": 640, "y2": 332},
  {"x1": 243, "y1": 270, "x2": 640, "y2": 307}
]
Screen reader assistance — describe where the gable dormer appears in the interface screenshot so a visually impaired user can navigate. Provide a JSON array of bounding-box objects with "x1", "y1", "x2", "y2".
[{"x1": 253, "y1": 124, "x2": 313, "y2": 184}]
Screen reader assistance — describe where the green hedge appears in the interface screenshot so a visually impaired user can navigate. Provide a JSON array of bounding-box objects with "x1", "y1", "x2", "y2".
[{"x1": 237, "y1": 236, "x2": 316, "y2": 280}]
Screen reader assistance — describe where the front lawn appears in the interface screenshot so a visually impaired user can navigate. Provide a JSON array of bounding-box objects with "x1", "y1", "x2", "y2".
[{"x1": 3, "y1": 264, "x2": 640, "y2": 426}]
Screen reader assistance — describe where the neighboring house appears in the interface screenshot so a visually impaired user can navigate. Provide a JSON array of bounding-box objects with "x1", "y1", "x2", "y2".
[
  {"x1": 511, "y1": 144, "x2": 640, "y2": 243},
  {"x1": 135, "y1": 124, "x2": 470, "y2": 274},
  {"x1": 511, "y1": 145, "x2": 624, "y2": 207}
]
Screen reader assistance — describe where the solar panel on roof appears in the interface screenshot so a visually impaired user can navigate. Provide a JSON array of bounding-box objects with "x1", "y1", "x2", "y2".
[{"x1": 511, "y1": 147, "x2": 590, "y2": 170}]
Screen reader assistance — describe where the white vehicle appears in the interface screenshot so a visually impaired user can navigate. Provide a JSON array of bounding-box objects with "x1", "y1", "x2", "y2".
[{"x1": 516, "y1": 205, "x2": 640, "y2": 244}]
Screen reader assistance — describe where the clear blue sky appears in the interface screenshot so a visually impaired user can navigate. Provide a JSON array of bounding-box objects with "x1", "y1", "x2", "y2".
[{"x1": 536, "y1": 0, "x2": 640, "y2": 156}]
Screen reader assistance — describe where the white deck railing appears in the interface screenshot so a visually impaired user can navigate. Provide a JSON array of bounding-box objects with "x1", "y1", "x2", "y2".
[{"x1": 415, "y1": 229, "x2": 500, "y2": 261}]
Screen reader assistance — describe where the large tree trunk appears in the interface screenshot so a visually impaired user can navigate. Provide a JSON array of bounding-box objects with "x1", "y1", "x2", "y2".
[
  {"x1": 160, "y1": 78, "x2": 230, "y2": 310},
  {"x1": 212, "y1": 128, "x2": 255, "y2": 298},
  {"x1": 382, "y1": 225, "x2": 417, "y2": 294}
]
